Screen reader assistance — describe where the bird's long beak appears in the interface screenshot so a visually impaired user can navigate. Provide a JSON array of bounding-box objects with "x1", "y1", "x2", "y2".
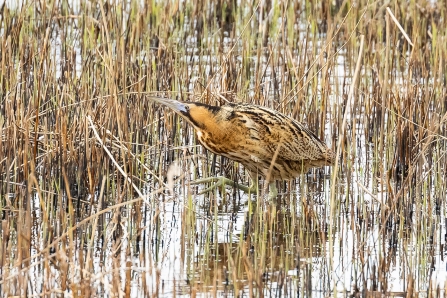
[{"x1": 147, "y1": 96, "x2": 189, "y2": 114}]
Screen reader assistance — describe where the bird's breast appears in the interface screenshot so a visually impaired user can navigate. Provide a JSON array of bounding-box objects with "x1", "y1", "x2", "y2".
[
  {"x1": 196, "y1": 130, "x2": 223, "y2": 154},
  {"x1": 195, "y1": 126, "x2": 249, "y2": 156}
]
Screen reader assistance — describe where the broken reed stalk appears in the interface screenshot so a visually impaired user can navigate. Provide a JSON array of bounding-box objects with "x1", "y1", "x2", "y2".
[{"x1": 86, "y1": 115, "x2": 149, "y2": 204}]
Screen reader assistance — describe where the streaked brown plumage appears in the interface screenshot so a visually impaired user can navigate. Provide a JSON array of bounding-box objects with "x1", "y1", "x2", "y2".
[{"x1": 149, "y1": 96, "x2": 334, "y2": 194}]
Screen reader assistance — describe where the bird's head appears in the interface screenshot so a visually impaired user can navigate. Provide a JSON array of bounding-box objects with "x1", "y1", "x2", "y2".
[{"x1": 148, "y1": 96, "x2": 221, "y2": 132}]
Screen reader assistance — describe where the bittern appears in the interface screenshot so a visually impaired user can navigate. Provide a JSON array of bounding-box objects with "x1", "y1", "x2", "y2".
[{"x1": 149, "y1": 96, "x2": 335, "y2": 198}]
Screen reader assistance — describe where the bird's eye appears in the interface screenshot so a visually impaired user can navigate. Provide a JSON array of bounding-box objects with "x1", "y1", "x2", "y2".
[{"x1": 180, "y1": 105, "x2": 189, "y2": 114}]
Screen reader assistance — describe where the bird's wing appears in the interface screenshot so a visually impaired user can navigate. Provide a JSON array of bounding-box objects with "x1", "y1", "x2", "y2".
[
  {"x1": 232, "y1": 104, "x2": 332, "y2": 163},
  {"x1": 246, "y1": 107, "x2": 330, "y2": 162},
  {"x1": 269, "y1": 118, "x2": 330, "y2": 162}
]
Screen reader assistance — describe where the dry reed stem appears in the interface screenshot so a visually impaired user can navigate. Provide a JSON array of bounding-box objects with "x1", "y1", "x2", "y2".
[
  {"x1": 386, "y1": 7, "x2": 414, "y2": 47},
  {"x1": 329, "y1": 33, "x2": 365, "y2": 278}
]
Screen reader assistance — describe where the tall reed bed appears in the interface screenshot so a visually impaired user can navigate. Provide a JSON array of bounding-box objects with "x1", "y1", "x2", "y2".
[{"x1": 0, "y1": 0, "x2": 446, "y2": 296}]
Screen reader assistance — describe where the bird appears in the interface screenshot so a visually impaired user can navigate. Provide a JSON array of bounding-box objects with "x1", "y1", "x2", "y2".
[{"x1": 148, "y1": 96, "x2": 335, "y2": 198}]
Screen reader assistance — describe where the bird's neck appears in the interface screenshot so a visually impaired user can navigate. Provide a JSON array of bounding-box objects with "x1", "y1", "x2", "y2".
[
  {"x1": 196, "y1": 117, "x2": 226, "y2": 140},
  {"x1": 189, "y1": 106, "x2": 226, "y2": 138}
]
